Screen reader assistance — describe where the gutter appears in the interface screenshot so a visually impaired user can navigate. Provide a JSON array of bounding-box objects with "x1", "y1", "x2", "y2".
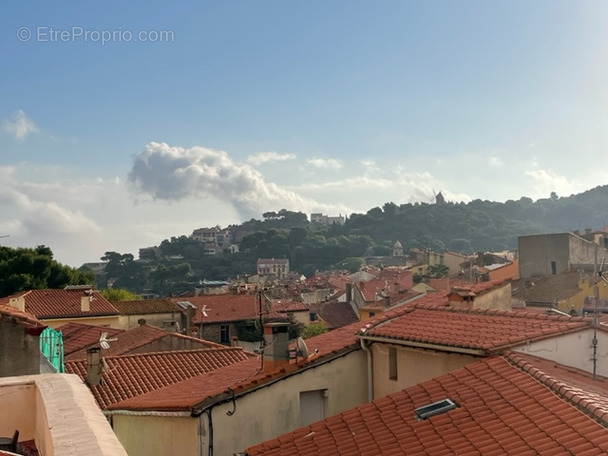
[
  {"x1": 103, "y1": 410, "x2": 191, "y2": 417},
  {"x1": 358, "y1": 335, "x2": 486, "y2": 356},
  {"x1": 359, "y1": 338, "x2": 373, "y2": 402}
]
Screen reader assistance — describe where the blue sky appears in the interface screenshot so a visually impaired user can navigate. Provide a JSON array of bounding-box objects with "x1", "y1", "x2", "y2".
[{"x1": 2, "y1": 1, "x2": 608, "y2": 266}]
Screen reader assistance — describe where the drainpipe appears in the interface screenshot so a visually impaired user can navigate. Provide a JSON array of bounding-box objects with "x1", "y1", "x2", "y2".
[{"x1": 360, "y1": 338, "x2": 373, "y2": 402}]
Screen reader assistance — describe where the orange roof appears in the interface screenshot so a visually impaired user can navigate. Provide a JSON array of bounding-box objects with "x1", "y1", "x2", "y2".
[
  {"x1": 65, "y1": 347, "x2": 255, "y2": 409},
  {"x1": 58, "y1": 322, "x2": 125, "y2": 357},
  {"x1": 245, "y1": 355, "x2": 608, "y2": 455},
  {"x1": 0, "y1": 288, "x2": 119, "y2": 319},
  {"x1": 0, "y1": 304, "x2": 45, "y2": 329},
  {"x1": 170, "y1": 294, "x2": 259, "y2": 324},
  {"x1": 362, "y1": 305, "x2": 590, "y2": 353},
  {"x1": 107, "y1": 358, "x2": 262, "y2": 411},
  {"x1": 112, "y1": 298, "x2": 180, "y2": 315},
  {"x1": 64, "y1": 323, "x2": 222, "y2": 360}
]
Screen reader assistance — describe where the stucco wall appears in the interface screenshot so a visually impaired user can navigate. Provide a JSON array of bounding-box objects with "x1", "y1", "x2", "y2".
[
  {"x1": 0, "y1": 381, "x2": 36, "y2": 439},
  {"x1": 472, "y1": 284, "x2": 512, "y2": 311},
  {"x1": 513, "y1": 329, "x2": 608, "y2": 377},
  {"x1": 518, "y1": 233, "x2": 600, "y2": 279},
  {"x1": 110, "y1": 350, "x2": 368, "y2": 456},
  {"x1": 372, "y1": 344, "x2": 478, "y2": 399},
  {"x1": 42, "y1": 315, "x2": 121, "y2": 329},
  {"x1": 207, "y1": 350, "x2": 368, "y2": 455},
  {"x1": 0, "y1": 320, "x2": 40, "y2": 376},
  {"x1": 118, "y1": 312, "x2": 183, "y2": 330},
  {"x1": 113, "y1": 415, "x2": 197, "y2": 456}
]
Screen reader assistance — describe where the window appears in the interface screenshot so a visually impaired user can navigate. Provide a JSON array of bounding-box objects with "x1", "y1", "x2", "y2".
[
  {"x1": 389, "y1": 347, "x2": 398, "y2": 380},
  {"x1": 369, "y1": 311, "x2": 376, "y2": 317},
  {"x1": 220, "y1": 325, "x2": 230, "y2": 344},
  {"x1": 300, "y1": 390, "x2": 325, "y2": 426},
  {"x1": 309, "y1": 312, "x2": 317, "y2": 322},
  {"x1": 551, "y1": 261, "x2": 557, "y2": 275}
]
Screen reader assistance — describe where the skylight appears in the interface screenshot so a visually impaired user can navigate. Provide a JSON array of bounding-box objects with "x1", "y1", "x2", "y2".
[{"x1": 414, "y1": 399, "x2": 457, "y2": 420}]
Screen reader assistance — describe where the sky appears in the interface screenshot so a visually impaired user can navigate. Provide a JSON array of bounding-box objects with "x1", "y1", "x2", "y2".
[{"x1": 2, "y1": 1, "x2": 608, "y2": 267}]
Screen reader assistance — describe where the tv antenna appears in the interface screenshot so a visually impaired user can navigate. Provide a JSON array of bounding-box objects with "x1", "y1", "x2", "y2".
[
  {"x1": 599, "y1": 258, "x2": 608, "y2": 284},
  {"x1": 201, "y1": 305, "x2": 209, "y2": 317},
  {"x1": 99, "y1": 332, "x2": 118, "y2": 350}
]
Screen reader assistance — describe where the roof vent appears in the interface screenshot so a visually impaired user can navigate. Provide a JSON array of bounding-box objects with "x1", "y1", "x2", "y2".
[{"x1": 414, "y1": 399, "x2": 457, "y2": 421}]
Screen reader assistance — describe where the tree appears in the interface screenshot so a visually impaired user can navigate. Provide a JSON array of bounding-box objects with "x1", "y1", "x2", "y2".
[
  {"x1": 302, "y1": 322, "x2": 328, "y2": 339},
  {"x1": 100, "y1": 288, "x2": 141, "y2": 302},
  {"x1": 0, "y1": 245, "x2": 93, "y2": 297},
  {"x1": 428, "y1": 264, "x2": 449, "y2": 278}
]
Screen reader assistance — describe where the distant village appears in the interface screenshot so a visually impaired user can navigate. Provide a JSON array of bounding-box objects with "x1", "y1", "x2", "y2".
[{"x1": 2, "y1": 221, "x2": 608, "y2": 455}]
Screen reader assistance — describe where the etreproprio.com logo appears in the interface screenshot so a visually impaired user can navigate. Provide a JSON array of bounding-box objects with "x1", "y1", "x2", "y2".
[{"x1": 17, "y1": 26, "x2": 174, "y2": 45}]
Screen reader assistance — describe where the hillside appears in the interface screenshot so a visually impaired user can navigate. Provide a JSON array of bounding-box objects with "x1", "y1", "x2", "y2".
[{"x1": 96, "y1": 185, "x2": 608, "y2": 294}]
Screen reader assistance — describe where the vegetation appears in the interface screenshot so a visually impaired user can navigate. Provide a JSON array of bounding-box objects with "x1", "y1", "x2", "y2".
[
  {"x1": 99, "y1": 288, "x2": 141, "y2": 302},
  {"x1": 0, "y1": 245, "x2": 94, "y2": 297},
  {"x1": 11, "y1": 186, "x2": 608, "y2": 296},
  {"x1": 302, "y1": 322, "x2": 329, "y2": 339}
]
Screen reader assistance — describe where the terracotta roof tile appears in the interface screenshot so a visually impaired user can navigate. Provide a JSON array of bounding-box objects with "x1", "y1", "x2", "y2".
[
  {"x1": 315, "y1": 300, "x2": 358, "y2": 329},
  {"x1": 107, "y1": 357, "x2": 262, "y2": 411},
  {"x1": 111, "y1": 298, "x2": 181, "y2": 315},
  {"x1": 170, "y1": 294, "x2": 259, "y2": 324},
  {"x1": 362, "y1": 305, "x2": 590, "y2": 352},
  {"x1": 64, "y1": 347, "x2": 255, "y2": 409},
  {"x1": 0, "y1": 304, "x2": 46, "y2": 330},
  {"x1": 58, "y1": 322, "x2": 125, "y2": 356},
  {"x1": 64, "y1": 323, "x2": 222, "y2": 360},
  {"x1": 245, "y1": 356, "x2": 608, "y2": 456},
  {"x1": 0, "y1": 288, "x2": 118, "y2": 319}
]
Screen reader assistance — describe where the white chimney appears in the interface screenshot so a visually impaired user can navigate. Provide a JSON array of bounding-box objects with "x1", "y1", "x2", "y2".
[
  {"x1": 9, "y1": 296, "x2": 25, "y2": 312},
  {"x1": 81, "y1": 296, "x2": 91, "y2": 312},
  {"x1": 263, "y1": 322, "x2": 290, "y2": 372}
]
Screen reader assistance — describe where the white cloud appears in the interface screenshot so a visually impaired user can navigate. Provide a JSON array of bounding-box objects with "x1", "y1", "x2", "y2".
[
  {"x1": 247, "y1": 151, "x2": 296, "y2": 165},
  {"x1": 129, "y1": 142, "x2": 325, "y2": 220},
  {"x1": 306, "y1": 157, "x2": 343, "y2": 169},
  {"x1": 525, "y1": 169, "x2": 582, "y2": 199},
  {"x1": 2, "y1": 110, "x2": 38, "y2": 140},
  {"x1": 488, "y1": 156, "x2": 503, "y2": 167}
]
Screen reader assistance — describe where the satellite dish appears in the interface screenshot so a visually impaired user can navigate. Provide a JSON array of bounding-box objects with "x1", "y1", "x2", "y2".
[
  {"x1": 99, "y1": 332, "x2": 118, "y2": 350},
  {"x1": 296, "y1": 337, "x2": 310, "y2": 359}
]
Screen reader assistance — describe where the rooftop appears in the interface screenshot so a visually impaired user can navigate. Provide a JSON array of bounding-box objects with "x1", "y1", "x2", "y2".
[
  {"x1": 64, "y1": 323, "x2": 222, "y2": 360},
  {"x1": 65, "y1": 347, "x2": 256, "y2": 409},
  {"x1": 111, "y1": 298, "x2": 181, "y2": 315},
  {"x1": 0, "y1": 288, "x2": 119, "y2": 319},
  {"x1": 170, "y1": 294, "x2": 259, "y2": 324},
  {"x1": 361, "y1": 304, "x2": 590, "y2": 353},
  {"x1": 245, "y1": 355, "x2": 608, "y2": 455}
]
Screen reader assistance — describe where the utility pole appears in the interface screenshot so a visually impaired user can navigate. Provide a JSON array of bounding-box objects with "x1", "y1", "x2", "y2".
[{"x1": 593, "y1": 245, "x2": 599, "y2": 381}]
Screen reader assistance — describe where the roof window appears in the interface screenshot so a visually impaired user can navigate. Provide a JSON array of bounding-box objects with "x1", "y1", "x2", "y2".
[{"x1": 414, "y1": 399, "x2": 457, "y2": 420}]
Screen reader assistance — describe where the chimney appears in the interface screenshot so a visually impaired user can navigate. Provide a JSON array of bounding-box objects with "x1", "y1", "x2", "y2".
[
  {"x1": 9, "y1": 296, "x2": 25, "y2": 312},
  {"x1": 86, "y1": 347, "x2": 102, "y2": 386},
  {"x1": 262, "y1": 322, "x2": 290, "y2": 372},
  {"x1": 345, "y1": 283, "x2": 352, "y2": 302},
  {"x1": 81, "y1": 296, "x2": 91, "y2": 312}
]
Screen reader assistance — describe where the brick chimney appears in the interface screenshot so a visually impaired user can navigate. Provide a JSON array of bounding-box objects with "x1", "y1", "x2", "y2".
[
  {"x1": 263, "y1": 322, "x2": 290, "y2": 372},
  {"x1": 86, "y1": 347, "x2": 102, "y2": 386}
]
